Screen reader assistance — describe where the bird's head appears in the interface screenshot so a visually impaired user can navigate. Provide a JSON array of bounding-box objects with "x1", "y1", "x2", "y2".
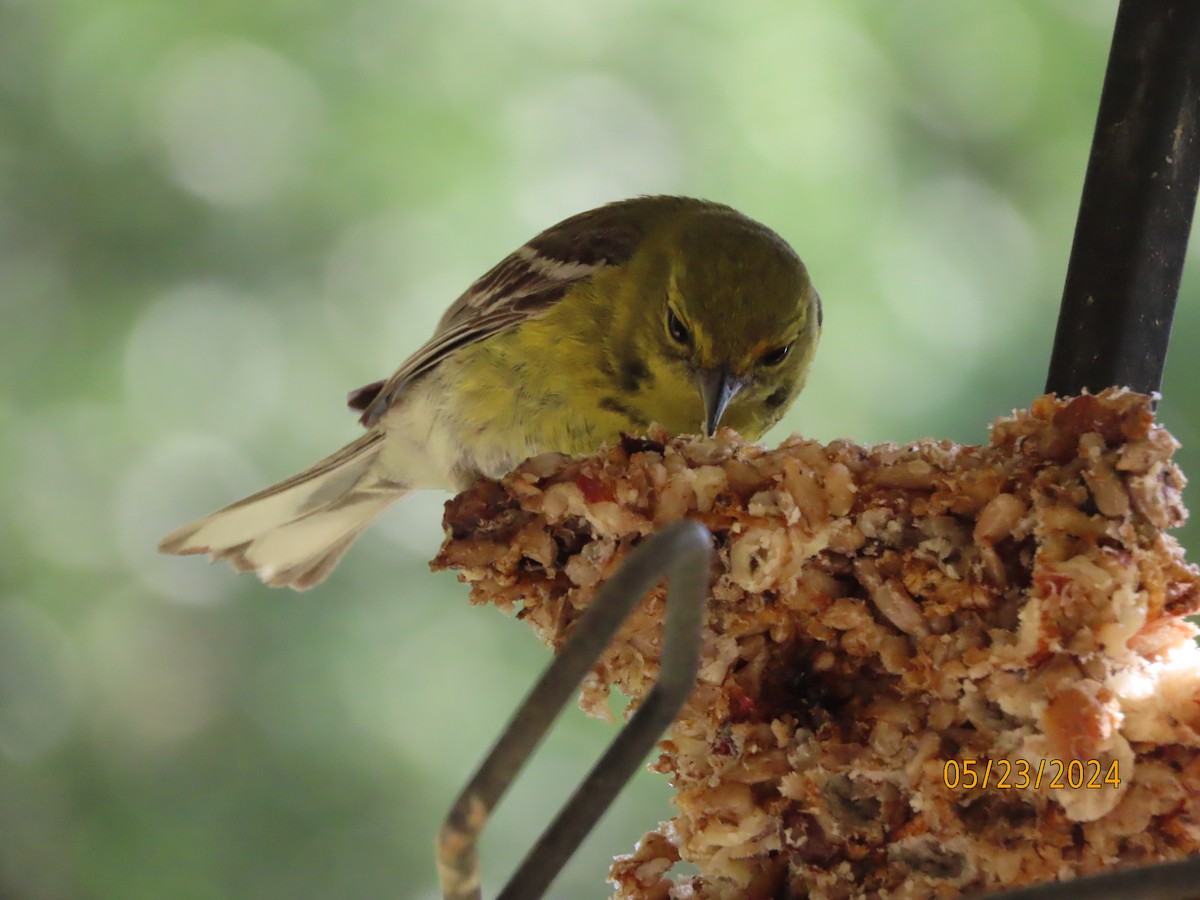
[{"x1": 612, "y1": 203, "x2": 821, "y2": 439}]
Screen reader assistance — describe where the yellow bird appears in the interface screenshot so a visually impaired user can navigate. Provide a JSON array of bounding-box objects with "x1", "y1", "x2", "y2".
[{"x1": 159, "y1": 196, "x2": 822, "y2": 588}]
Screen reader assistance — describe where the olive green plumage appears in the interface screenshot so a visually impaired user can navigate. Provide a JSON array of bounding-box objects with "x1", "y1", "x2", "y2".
[{"x1": 159, "y1": 196, "x2": 821, "y2": 588}]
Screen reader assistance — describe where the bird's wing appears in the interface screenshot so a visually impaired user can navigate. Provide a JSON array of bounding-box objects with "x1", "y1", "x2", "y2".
[{"x1": 349, "y1": 201, "x2": 651, "y2": 426}]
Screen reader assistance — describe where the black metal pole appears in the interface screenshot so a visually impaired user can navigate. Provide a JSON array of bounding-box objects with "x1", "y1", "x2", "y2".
[{"x1": 1046, "y1": 0, "x2": 1200, "y2": 396}]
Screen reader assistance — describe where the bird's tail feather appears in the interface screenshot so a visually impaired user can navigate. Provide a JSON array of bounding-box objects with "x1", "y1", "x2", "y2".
[{"x1": 158, "y1": 432, "x2": 407, "y2": 590}]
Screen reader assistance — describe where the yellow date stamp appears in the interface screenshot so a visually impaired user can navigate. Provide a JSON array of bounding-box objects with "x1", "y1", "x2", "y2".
[{"x1": 942, "y1": 758, "x2": 1121, "y2": 791}]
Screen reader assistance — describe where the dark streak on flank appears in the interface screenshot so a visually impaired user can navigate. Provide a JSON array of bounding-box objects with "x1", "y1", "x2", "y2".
[
  {"x1": 765, "y1": 386, "x2": 791, "y2": 410},
  {"x1": 599, "y1": 396, "x2": 648, "y2": 427},
  {"x1": 618, "y1": 357, "x2": 652, "y2": 393},
  {"x1": 815, "y1": 290, "x2": 823, "y2": 328}
]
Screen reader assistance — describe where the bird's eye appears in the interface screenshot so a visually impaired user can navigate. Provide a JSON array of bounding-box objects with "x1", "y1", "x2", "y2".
[
  {"x1": 666, "y1": 308, "x2": 691, "y2": 346},
  {"x1": 759, "y1": 343, "x2": 793, "y2": 367}
]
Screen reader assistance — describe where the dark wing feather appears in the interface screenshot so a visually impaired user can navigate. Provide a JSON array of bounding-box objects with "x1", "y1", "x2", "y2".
[
  {"x1": 351, "y1": 199, "x2": 653, "y2": 427},
  {"x1": 346, "y1": 380, "x2": 385, "y2": 412},
  {"x1": 432, "y1": 205, "x2": 646, "y2": 334}
]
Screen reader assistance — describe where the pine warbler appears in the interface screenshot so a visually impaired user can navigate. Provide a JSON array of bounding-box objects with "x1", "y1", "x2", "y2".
[{"x1": 159, "y1": 196, "x2": 822, "y2": 588}]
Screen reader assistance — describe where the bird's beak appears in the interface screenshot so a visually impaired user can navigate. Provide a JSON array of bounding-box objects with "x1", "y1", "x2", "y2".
[{"x1": 696, "y1": 367, "x2": 743, "y2": 437}]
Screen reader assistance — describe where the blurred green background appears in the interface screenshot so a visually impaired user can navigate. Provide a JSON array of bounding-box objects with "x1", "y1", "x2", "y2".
[{"x1": 2, "y1": 0, "x2": 1198, "y2": 897}]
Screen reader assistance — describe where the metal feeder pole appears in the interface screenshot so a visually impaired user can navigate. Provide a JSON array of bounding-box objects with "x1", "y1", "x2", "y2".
[{"x1": 1046, "y1": 0, "x2": 1200, "y2": 397}]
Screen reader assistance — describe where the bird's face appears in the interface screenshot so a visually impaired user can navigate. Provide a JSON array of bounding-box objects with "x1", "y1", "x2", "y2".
[{"x1": 637, "y1": 215, "x2": 821, "y2": 440}]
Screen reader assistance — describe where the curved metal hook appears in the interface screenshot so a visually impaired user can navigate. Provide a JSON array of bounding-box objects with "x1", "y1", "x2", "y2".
[{"x1": 437, "y1": 519, "x2": 713, "y2": 900}]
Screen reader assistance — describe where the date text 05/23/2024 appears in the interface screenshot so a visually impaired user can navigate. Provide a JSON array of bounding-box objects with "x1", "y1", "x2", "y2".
[{"x1": 943, "y1": 758, "x2": 1122, "y2": 791}]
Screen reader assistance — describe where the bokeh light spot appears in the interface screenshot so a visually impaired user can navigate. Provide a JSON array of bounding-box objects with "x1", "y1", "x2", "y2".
[
  {"x1": 118, "y1": 435, "x2": 264, "y2": 606},
  {"x1": 722, "y1": 8, "x2": 894, "y2": 182},
  {"x1": 886, "y1": 2, "x2": 1042, "y2": 137},
  {"x1": 145, "y1": 38, "x2": 325, "y2": 207},
  {"x1": 502, "y1": 73, "x2": 681, "y2": 228},
  {"x1": 123, "y1": 282, "x2": 285, "y2": 438},
  {"x1": 321, "y1": 211, "x2": 454, "y2": 366},
  {"x1": 872, "y1": 174, "x2": 1037, "y2": 360}
]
